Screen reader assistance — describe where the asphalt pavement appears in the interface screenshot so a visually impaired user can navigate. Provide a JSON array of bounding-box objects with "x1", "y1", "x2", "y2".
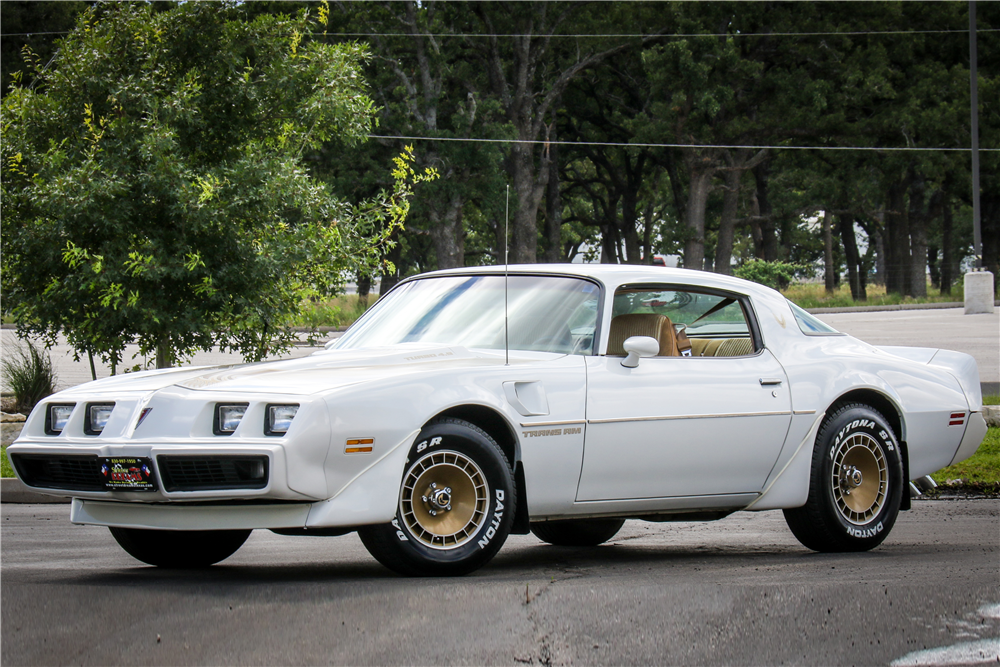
[
  {"x1": 2, "y1": 306, "x2": 997, "y2": 394},
  {"x1": 2, "y1": 500, "x2": 997, "y2": 665}
]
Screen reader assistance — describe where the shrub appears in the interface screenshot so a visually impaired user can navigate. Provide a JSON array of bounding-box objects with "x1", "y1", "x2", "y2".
[
  {"x1": 2, "y1": 341, "x2": 57, "y2": 414},
  {"x1": 734, "y1": 260, "x2": 803, "y2": 290}
]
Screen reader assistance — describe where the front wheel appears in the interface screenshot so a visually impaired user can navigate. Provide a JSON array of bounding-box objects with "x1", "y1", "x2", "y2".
[
  {"x1": 358, "y1": 418, "x2": 515, "y2": 576},
  {"x1": 784, "y1": 403, "x2": 903, "y2": 552},
  {"x1": 109, "y1": 527, "x2": 251, "y2": 567}
]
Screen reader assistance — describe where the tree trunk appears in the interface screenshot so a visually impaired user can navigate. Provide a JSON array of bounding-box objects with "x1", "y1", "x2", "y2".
[
  {"x1": 683, "y1": 158, "x2": 716, "y2": 270},
  {"x1": 509, "y1": 141, "x2": 547, "y2": 263},
  {"x1": 823, "y1": 209, "x2": 836, "y2": 294},
  {"x1": 155, "y1": 340, "x2": 173, "y2": 369},
  {"x1": 715, "y1": 168, "x2": 741, "y2": 275},
  {"x1": 908, "y1": 172, "x2": 928, "y2": 298},
  {"x1": 357, "y1": 274, "x2": 372, "y2": 310},
  {"x1": 642, "y1": 201, "x2": 655, "y2": 264},
  {"x1": 928, "y1": 245, "x2": 940, "y2": 290},
  {"x1": 428, "y1": 195, "x2": 466, "y2": 270},
  {"x1": 543, "y1": 128, "x2": 563, "y2": 263},
  {"x1": 752, "y1": 160, "x2": 778, "y2": 262},
  {"x1": 621, "y1": 184, "x2": 641, "y2": 264},
  {"x1": 982, "y1": 188, "x2": 1000, "y2": 279},
  {"x1": 840, "y1": 215, "x2": 863, "y2": 301},
  {"x1": 940, "y1": 192, "x2": 954, "y2": 295},
  {"x1": 884, "y1": 179, "x2": 909, "y2": 295}
]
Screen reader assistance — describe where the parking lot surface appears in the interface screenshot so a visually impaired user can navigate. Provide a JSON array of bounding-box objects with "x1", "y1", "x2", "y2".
[{"x1": 2, "y1": 500, "x2": 998, "y2": 666}]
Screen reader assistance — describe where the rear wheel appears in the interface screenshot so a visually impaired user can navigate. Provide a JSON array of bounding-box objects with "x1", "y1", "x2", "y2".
[
  {"x1": 784, "y1": 403, "x2": 903, "y2": 552},
  {"x1": 358, "y1": 418, "x2": 515, "y2": 576},
  {"x1": 109, "y1": 527, "x2": 251, "y2": 567},
  {"x1": 530, "y1": 518, "x2": 625, "y2": 547}
]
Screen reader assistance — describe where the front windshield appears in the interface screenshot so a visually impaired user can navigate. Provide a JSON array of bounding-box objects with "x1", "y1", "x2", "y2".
[{"x1": 334, "y1": 275, "x2": 601, "y2": 355}]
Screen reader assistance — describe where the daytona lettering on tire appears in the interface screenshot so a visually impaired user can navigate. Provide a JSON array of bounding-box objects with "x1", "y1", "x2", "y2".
[
  {"x1": 784, "y1": 403, "x2": 903, "y2": 552},
  {"x1": 358, "y1": 417, "x2": 515, "y2": 576}
]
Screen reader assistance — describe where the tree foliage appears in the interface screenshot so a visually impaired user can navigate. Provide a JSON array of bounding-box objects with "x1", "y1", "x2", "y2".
[
  {"x1": 2, "y1": 1, "x2": 434, "y2": 370},
  {"x1": 2, "y1": 0, "x2": 995, "y2": 341}
]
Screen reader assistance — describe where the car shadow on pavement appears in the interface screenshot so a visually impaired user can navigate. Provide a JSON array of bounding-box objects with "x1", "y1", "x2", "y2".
[{"x1": 43, "y1": 540, "x2": 911, "y2": 591}]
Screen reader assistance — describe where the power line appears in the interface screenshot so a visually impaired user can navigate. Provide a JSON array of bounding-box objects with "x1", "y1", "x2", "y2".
[
  {"x1": 337, "y1": 28, "x2": 1000, "y2": 39},
  {"x1": 369, "y1": 135, "x2": 1000, "y2": 153},
  {"x1": 3, "y1": 28, "x2": 998, "y2": 38}
]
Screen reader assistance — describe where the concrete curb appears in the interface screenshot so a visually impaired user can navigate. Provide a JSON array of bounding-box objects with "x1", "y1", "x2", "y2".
[
  {"x1": 1, "y1": 478, "x2": 71, "y2": 504},
  {"x1": 807, "y1": 300, "x2": 999, "y2": 315},
  {"x1": 984, "y1": 406, "x2": 1000, "y2": 428}
]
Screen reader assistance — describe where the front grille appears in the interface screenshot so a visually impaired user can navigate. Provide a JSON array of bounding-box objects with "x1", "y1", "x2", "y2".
[
  {"x1": 157, "y1": 455, "x2": 269, "y2": 492},
  {"x1": 11, "y1": 454, "x2": 104, "y2": 491}
]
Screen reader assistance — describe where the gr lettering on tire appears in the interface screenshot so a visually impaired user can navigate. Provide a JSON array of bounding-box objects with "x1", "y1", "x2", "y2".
[
  {"x1": 358, "y1": 417, "x2": 515, "y2": 576},
  {"x1": 784, "y1": 403, "x2": 903, "y2": 553}
]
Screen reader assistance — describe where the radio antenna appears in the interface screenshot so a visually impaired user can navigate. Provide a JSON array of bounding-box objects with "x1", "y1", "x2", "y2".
[{"x1": 504, "y1": 184, "x2": 510, "y2": 366}]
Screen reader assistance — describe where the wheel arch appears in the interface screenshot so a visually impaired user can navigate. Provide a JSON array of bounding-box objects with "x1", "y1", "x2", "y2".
[
  {"x1": 428, "y1": 404, "x2": 530, "y2": 534},
  {"x1": 826, "y1": 388, "x2": 911, "y2": 510},
  {"x1": 828, "y1": 388, "x2": 905, "y2": 443}
]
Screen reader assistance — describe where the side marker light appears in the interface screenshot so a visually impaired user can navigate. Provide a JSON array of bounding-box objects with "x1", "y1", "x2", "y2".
[{"x1": 345, "y1": 438, "x2": 374, "y2": 453}]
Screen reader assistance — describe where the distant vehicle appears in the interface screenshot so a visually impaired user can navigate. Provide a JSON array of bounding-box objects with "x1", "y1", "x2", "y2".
[{"x1": 8, "y1": 265, "x2": 987, "y2": 575}]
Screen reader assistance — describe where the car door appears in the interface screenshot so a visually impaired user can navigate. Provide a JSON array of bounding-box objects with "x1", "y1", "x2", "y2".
[{"x1": 576, "y1": 286, "x2": 792, "y2": 501}]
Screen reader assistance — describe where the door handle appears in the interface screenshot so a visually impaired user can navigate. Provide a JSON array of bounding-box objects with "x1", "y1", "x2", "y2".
[{"x1": 759, "y1": 378, "x2": 783, "y2": 386}]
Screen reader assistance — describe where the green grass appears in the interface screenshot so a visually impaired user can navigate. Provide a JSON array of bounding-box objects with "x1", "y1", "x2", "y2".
[
  {"x1": 984, "y1": 395, "x2": 999, "y2": 406},
  {"x1": 1, "y1": 446, "x2": 14, "y2": 478},
  {"x1": 931, "y1": 426, "x2": 1000, "y2": 487},
  {"x1": 292, "y1": 294, "x2": 374, "y2": 329},
  {"x1": 782, "y1": 282, "x2": 965, "y2": 310}
]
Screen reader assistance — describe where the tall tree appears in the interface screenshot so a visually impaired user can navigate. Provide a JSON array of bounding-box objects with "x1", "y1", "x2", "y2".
[
  {"x1": 2, "y1": 2, "x2": 430, "y2": 370},
  {"x1": 467, "y1": 2, "x2": 660, "y2": 263}
]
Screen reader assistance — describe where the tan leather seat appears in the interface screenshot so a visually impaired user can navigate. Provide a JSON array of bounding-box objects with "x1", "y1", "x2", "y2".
[
  {"x1": 717, "y1": 337, "x2": 754, "y2": 356},
  {"x1": 607, "y1": 313, "x2": 679, "y2": 356},
  {"x1": 690, "y1": 337, "x2": 754, "y2": 357}
]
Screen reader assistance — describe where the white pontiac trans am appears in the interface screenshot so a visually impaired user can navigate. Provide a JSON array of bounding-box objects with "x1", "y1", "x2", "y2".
[{"x1": 8, "y1": 265, "x2": 988, "y2": 575}]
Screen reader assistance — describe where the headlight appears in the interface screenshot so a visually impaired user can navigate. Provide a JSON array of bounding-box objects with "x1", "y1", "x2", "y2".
[
  {"x1": 265, "y1": 404, "x2": 299, "y2": 436},
  {"x1": 45, "y1": 404, "x2": 75, "y2": 434},
  {"x1": 214, "y1": 404, "x2": 248, "y2": 435},
  {"x1": 85, "y1": 403, "x2": 115, "y2": 435}
]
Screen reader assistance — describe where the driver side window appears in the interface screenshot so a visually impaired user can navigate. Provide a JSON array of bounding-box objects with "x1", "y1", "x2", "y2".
[{"x1": 610, "y1": 286, "x2": 758, "y2": 357}]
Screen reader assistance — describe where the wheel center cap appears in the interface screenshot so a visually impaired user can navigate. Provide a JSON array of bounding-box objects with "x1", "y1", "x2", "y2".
[
  {"x1": 842, "y1": 466, "x2": 863, "y2": 491},
  {"x1": 421, "y1": 482, "x2": 452, "y2": 515}
]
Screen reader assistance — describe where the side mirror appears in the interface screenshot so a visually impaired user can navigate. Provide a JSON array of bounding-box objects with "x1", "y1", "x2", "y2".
[{"x1": 621, "y1": 336, "x2": 659, "y2": 368}]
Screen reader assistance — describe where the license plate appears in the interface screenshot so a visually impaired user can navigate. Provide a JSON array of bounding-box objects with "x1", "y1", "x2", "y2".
[{"x1": 99, "y1": 457, "x2": 157, "y2": 492}]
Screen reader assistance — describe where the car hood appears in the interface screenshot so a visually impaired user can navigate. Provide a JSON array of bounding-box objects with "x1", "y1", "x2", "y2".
[{"x1": 56, "y1": 344, "x2": 537, "y2": 398}]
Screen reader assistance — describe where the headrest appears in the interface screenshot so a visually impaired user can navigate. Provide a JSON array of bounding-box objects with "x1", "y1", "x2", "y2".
[{"x1": 607, "y1": 313, "x2": 678, "y2": 356}]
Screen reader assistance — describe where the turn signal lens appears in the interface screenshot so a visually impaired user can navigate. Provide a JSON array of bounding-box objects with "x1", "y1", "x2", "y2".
[
  {"x1": 47, "y1": 404, "x2": 75, "y2": 434},
  {"x1": 215, "y1": 404, "x2": 248, "y2": 435},
  {"x1": 345, "y1": 438, "x2": 374, "y2": 453},
  {"x1": 265, "y1": 404, "x2": 298, "y2": 436},
  {"x1": 86, "y1": 403, "x2": 115, "y2": 435}
]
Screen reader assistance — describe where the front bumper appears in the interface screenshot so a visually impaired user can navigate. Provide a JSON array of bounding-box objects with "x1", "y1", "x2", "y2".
[
  {"x1": 7, "y1": 443, "x2": 311, "y2": 503},
  {"x1": 71, "y1": 497, "x2": 314, "y2": 530}
]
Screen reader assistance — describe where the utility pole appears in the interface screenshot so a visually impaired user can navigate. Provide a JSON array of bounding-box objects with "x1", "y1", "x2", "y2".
[
  {"x1": 964, "y1": 0, "x2": 994, "y2": 315},
  {"x1": 970, "y1": 0, "x2": 982, "y2": 267}
]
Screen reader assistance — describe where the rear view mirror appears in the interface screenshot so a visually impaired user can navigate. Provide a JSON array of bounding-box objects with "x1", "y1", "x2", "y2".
[{"x1": 621, "y1": 336, "x2": 659, "y2": 368}]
